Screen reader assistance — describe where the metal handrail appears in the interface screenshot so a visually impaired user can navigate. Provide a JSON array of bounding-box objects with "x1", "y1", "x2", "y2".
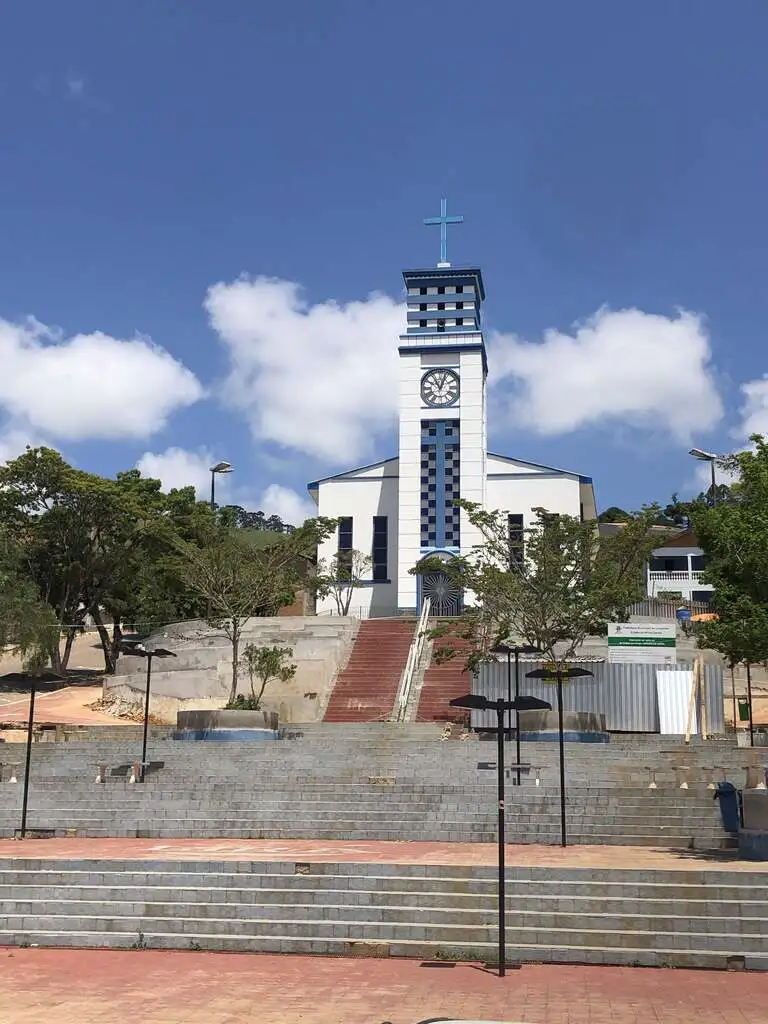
[{"x1": 394, "y1": 598, "x2": 432, "y2": 722}]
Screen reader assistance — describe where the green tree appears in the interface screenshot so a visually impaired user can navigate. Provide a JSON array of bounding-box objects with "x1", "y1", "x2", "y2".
[
  {"x1": 173, "y1": 519, "x2": 333, "y2": 702},
  {"x1": 688, "y1": 436, "x2": 768, "y2": 666},
  {"x1": 313, "y1": 549, "x2": 373, "y2": 616},
  {"x1": 0, "y1": 448, "x2": 215, "y2": 673},
  {"x1": 597, "y1": 506, "x2": 633, "y2": 523},
  {"x1": 0, "y1": 531, "x2": 59, "y2": 672},
  {"x1": 235, "y1": 644, "x2": 297, "y2": 708},
  {"x1": 414, "y1": 501, "x2": 661, "y2": 672}
]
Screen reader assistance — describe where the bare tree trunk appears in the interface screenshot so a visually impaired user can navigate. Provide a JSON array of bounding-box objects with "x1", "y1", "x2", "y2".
[
  {"x1": 91, "y1": 608, "x2": 117, "y2": 674},
  {"x1": 254, "y1": 677, "x2": 270, "y2": 709},
  {"x1": 60, "y1": 628, "x2": 77, "y2": 671},
  {"x1": 229, "y1": 621, "x2": 240, "y2": 703},
  {"x1": 109, "y1": 620, "x2": 123, "y2": 673}
]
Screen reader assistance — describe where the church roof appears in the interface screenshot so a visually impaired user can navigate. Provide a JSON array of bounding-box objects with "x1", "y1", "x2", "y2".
[
  {"x1": 307, "y1": 457, "x2": 399, "y2": 500},
  {"x1": 487, "y1": 451, "x2": 592, "y2": 484},
  {"x1": 308, "y1": 451, "x2": 592, "y2": 502}
]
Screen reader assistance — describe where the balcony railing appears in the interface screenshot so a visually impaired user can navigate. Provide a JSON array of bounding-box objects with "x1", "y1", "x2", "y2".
[{"x1": 648, "y1": 571, "x2": 706, "y2": 583}]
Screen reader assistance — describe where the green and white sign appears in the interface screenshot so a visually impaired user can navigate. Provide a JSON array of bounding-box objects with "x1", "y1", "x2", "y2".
[{"x1": 607, "y1": 623, "x2": 677, "y2": 664}]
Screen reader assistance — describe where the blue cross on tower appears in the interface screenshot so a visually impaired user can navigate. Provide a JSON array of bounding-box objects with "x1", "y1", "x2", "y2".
[{"x1": 424, "y1": 198, "x2": 463, "y2": 266}]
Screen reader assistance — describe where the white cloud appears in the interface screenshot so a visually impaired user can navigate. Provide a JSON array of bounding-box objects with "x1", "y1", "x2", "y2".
[
  {"x1": 0, "y1": 425, "x2": 48, "y2": 467},
  {"x1": 66, "y1": 74, "x2": 85, "y2": 99},
  {"x1": 735, "y1": 375, "x2": 768, "y2": 440},
  {"x1": 0, "y1": 317, "x2": 203, "y2": 441},
  {"x1": 489, "y1": 307, "x2": 723, "y2": 441},
  {"x1": 136, "y1": 446, "x2": 222, "y2": 499},
  {"x1": 260, "y1": 483, "x2": 315, "y2": 526},
  {"x1": 136, "y1": 447, "x2": 314, "y2": 526},
  {"x1": 205, "y1": 276, "x2": 402, "y2": 464}
]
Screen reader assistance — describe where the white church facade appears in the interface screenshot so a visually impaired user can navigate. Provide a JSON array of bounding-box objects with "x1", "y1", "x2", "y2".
[{"x1": 309, "y1": 210, "x2": 597, "y2": 616}]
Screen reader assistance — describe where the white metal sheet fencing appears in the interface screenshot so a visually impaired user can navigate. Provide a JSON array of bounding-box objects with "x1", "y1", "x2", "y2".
[
  {"x1": 473, "y1": 660, "x2": 725, "y2": 734},
  {"x1": 656, "y1": 670, "x2": 696, "y2": 735}
]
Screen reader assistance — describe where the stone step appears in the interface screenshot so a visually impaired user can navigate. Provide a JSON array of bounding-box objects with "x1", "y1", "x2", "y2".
[
  {"x1": 3, "y1": 914, "x2": 765, "y2": 954},
  {"x1": 0, "y1": 926, "x2": 759, "y2": 970},
  {"x1": 3, "y1": 897, "x2": 765, "y2": 935},
  {"x1": 4, "y1": 885, "x2": 765, "y2": 916}
]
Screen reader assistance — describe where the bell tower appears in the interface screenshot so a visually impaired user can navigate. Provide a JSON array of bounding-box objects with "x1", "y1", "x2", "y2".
[{"x1": 396, "y1": 200, "x2": 488, "y2": 614}]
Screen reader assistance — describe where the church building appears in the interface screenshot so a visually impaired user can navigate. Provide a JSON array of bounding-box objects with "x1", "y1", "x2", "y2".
[{"x1": 308, "y1": 202, "x2": 597, "y2": 617}]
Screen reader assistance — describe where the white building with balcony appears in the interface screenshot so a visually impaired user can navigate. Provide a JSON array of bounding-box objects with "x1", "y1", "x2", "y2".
[{"x1": 646, "y1": 528, "x2": 714, "y2": 603}]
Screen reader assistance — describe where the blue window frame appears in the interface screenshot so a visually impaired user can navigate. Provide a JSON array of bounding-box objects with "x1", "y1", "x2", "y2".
[
  {"x1": 372, "y1": 516, "x2": 388, "y2": 581},
  {"x1": 338, "y1": 516, "x2": 353, "y2": 577},
  {"x1": 508, "y1": 513, "x2": 524, "y2": 569}
]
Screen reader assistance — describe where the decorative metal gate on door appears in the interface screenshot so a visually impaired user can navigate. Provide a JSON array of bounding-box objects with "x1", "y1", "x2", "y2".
[{"x1": 421, "y1": 569, "x2": 462, "y2": 617}]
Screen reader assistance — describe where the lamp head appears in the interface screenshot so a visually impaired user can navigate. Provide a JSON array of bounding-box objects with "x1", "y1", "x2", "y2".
[
  {"x1": 688, "y1": 448, "x2": 717, "y2": 462},
  {"x1": 210, "y1": 461, "x2": 233, "y2": 474}
]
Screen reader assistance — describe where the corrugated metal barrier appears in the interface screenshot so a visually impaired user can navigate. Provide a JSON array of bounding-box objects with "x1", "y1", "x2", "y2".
[{"x1": 473, "y1": 660, "x2": 724, "y2": 734}]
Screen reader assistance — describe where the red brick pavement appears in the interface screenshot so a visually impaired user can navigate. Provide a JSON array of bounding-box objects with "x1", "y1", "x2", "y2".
[
  {"x1": 1, "y1": 836, "x2": 767, "y2": 871},
  {"x1": 1, "y1": 949, "x2": 766, "y2": 1024}
]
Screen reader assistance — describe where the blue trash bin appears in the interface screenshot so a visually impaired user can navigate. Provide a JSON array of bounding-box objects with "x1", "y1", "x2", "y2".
[{"x1": 714, "y1": 781, "x2": 741, "y2": 833}]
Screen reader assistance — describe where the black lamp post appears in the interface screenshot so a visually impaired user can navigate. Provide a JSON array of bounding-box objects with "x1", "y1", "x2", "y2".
[
  {"x1": 525, "y1": 665, "x2": 593, "y2": 847},
  {"x1": 747, "y1": 661, "x2": 754, "y2": 748},
  {"x1": 689, "y1": 448, "x2": 719, "y2": 506},
  {"x1": 119, "y1": 643, "x2": 177, "y2": 781},
  {"x1": 449, "y1": 691, "x2": 552, "y2": 977},
  {"x1": 209, "y1": 461, "x2": 233, "y2": 511},
  {"x1": 18, "y1": 678, "x2": 37, "y2": 839},
  {"x1": 491, "y1": 643, "x2": 543, "y2": 781}
]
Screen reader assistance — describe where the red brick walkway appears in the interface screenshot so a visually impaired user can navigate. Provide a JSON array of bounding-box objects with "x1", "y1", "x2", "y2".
[
  {"x1": 1, "y1": 949, "x2": 765, "y2": 1024},
  {"x1": 1, "y1": 836, "x2": 767, "y2": 871}
]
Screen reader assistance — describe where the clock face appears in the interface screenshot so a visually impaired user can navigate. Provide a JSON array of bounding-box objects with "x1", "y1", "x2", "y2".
[{"x1": 421, "y1": 368, "x2": 460, "y2": 407}]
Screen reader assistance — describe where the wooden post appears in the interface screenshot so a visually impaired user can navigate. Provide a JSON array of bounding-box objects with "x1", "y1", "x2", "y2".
[{"x1": 685, "y1": 660, "x2": 700, "y2": 745}]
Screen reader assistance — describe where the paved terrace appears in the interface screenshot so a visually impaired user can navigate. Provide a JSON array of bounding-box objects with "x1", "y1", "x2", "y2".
[
  {"x1": 1, "y1": 836, "x2": 767, "y2": 869},
  {"x1": 2, "y1": 950, "x2": 766, "y2": 1024}
]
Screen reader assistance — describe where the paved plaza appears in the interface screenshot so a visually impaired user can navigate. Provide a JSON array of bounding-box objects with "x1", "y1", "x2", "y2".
[
  {"x1": 2, "y1": 947, "x2": 767, "y2": 1024},
  {"x1": 1, "y1": 835, "x2": 768, "y2": 870}
]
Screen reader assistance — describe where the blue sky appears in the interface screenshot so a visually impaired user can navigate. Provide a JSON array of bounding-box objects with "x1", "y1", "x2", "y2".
[{"x1": 1, "y1": 0, "x2": 767, "y2": 521}]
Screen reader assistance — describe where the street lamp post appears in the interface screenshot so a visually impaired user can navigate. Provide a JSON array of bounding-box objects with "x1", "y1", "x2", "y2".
[
  {"x1": 449, "y1": 691, "x2": 552, "y2": 978},
  {"x1": 491, "y1": 643, "x2": 543, "y2": 783},
  {"x1": 119, "y1": 643, "x2": 177, "y2": 781},
  {"x1": 18, "y1": 678, "x2": 37, "y2": 839},
  {"x1": 525, "y1": 665, "x2": 594, "y2": 847},
  {"x1": 747, "y1": 661, "x2": 755, "y2": 748},
  {"x1": 689, "y1": 448, "x2": 719, "y2": 506},
  {"x1": 209, "y1": 461, "x2": 233, "y2": 511}
]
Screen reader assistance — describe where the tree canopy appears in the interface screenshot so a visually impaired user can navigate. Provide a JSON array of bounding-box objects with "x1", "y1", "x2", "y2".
[
  {"x1": 172, "y1": 517, "x2": 334, "y2": 701},
  {"x1": 414, "y1": 501, "x2": 661, "y2": 671},
  {"x1": 687, "y1": 435, "x2": 768, "y2": 665},
  {"x1": 0, "y1": 446, "x2": 303, "y2": 675}
]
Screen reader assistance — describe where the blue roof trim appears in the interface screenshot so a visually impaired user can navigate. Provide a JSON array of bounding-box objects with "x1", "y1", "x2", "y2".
[
  {"x1": 487, "y1": 451, "x2": 590, "y2": 479},
  {"x1": 310, "y1": 453, "x2": 592, "y2": 492},
  {"x1": 307, "y1": 457, "x2": 399, "y2": 491}
]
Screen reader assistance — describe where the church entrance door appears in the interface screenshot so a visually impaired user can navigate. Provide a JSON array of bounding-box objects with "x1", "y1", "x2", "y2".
[{"x1": 421, "y1": 569, "x2": 462, "y2": 617}]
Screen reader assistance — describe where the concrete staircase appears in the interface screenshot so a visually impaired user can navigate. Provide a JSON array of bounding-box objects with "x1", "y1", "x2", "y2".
[
  {"x1": 1, "y1": 857, "x2": 766, "y2": 970},
  {"x1": 0, "y1": 725, "x2": 752, "y2": 848},
  {"x1": 323, "y1": 620, "x2": 415, "y2": 722},
  {"x1": 417, "y1": 634, "x2": 473, "y2": 722}
]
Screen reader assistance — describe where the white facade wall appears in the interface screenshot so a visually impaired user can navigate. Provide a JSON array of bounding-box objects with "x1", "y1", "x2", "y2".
[
  {"x1": 396, "y1": 348, "x2": 425, "y2": 610},
  {"x1": 458, "y1": 345, "x2": 487, "y2": 556},
  {"x1": 315, "y1": 463, "x2": 399, "y2": 616},
  {"x1": 485, "y1": 472, "x2": 583, "y2": 522}
]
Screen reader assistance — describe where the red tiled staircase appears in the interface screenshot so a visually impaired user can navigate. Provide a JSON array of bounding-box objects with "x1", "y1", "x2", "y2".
[
  {"x1": 323, "y1": 619, "x2": 415, "y2": 722},
  {"x1": 416, "y1": 633, "x2": 472, "y2": 723}
]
